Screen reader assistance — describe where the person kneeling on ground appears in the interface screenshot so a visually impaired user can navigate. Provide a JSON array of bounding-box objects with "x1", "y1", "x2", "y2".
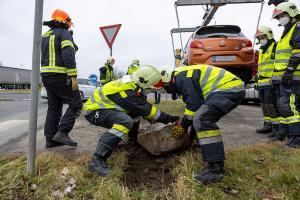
[
  {"x1": 83, "y1": 65, "x2": 179, "y2": 176},
  {"x1": 159, "y1": 64, "x2": 245, "y2": 184}
]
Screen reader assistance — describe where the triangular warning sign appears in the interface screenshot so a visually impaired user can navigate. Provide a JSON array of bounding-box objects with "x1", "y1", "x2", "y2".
[{"x1": 99, "y1": 24, "x2": 122, "y2": 48}]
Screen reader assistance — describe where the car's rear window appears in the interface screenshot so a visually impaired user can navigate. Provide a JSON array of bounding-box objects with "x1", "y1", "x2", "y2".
[{"x1": 195, "y1": 26, "x2": 244, "y2": 39}]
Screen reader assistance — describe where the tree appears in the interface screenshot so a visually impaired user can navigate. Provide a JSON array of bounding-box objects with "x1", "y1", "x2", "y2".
[{"x1": 114, "y1": 68, "x2": 126, "y2": 79}]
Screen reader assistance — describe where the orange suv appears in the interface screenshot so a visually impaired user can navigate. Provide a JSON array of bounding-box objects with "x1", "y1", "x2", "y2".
[{"x1": 183, "y1": 25, "x2": 255, "y2": 83}]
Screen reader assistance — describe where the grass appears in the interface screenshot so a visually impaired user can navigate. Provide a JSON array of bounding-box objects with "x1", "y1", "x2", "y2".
[
  {"x1": 1, "y1": 100, "x2": 300, "y2": 199},
  {"x1": 0, "y1": 145, "x2": 299, "y2": 199}
]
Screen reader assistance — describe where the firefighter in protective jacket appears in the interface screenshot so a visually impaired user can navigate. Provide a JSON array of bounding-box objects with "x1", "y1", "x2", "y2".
[
  {"x1": 160, "y1": 64, "x2": 245, "y2": 184},
  {"x1": 41, "y1": 9, "x2": 82, "y2": 148},
  {"x1": 84, "y1": 65, "x2": 179, "y2": 176},
  {"x1": 99, "y1": 56, "x2": 115, "y2": 85},
  {"x1": 271, "y1": 2, "x2": 300, "y2": 147},
  {"x1": 254, "y1": 26, "x2": 281, "y2": 137}
]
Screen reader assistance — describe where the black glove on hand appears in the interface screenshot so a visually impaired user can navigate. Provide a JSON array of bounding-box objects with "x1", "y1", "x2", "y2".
[
  {"x1": 167, "y1": 115, "x2": 180, "y2": 124},
  {"x1": 181, "y1": 116, "x2": 192, "y2": 128},
  {"x1": 281, "y1": 70, "x2": 293, "y2": 87}
]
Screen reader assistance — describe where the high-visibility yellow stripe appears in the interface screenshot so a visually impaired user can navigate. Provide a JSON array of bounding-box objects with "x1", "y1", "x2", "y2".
[
  {"x1": 184, "y1": 108, "x2": 195, "y2": 117},
  {"x1": 41, "y1": 66, "x2": 67, "y2": 73},
  {"x1": 119, "y1": 91, "x2": 127, "y2": 98},
  {"x1": 290, "y1": 94, "x2": 299, "y2": 116},
  {"x1": 280, "y1": 115, "x2": 300, "y2": 124},
  {"x1": 61, "y1": 40, "x2": 74, "y2": 49},
  {"x1": 145, "y1": 106, "x2": 157, "y2": 120},
  {"x1": 197, "y1": 129, "x2": 221, "y2": 139},
  {"x1": 49, "y1": 35, "x2": 55, "y2": 66},
  {"x1": 292, "y1": 49, "x2": 300, "y2": 54},
  {"x1": 66, "y1": 68, "x2": 78, "y2": 76},
  {"x1": 112, "y1": 124, "x2": 129, "y2": 134},
  {"x1": 186, "y1": 69, "x2": 193, "y2": 78}
]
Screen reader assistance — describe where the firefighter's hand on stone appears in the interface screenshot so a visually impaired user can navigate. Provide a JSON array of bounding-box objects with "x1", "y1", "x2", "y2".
[{"x1": 71, "y1": 77, "x2": 79, "y2": 91}]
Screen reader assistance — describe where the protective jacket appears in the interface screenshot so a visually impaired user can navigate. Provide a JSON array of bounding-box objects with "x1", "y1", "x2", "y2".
[
  {"x1": 273, "y1": 21, "x2": 300, "y2": 81},
  {"x1": 172, "y1": 65, "x2": 244, "y2": 120},
  {"x1": 257, "y1": 40, "x2": 276, "y2": 87},
  {"x1": 127, "y1": 65, "x2": 140, "y2": 75},
  {"x1": 84, "y1": 77, "x2": 172, "y2": 123},
  {"x1": 100, "y1": 64, "x2": 114, "y2": 85},
  {"x1": 41, "y1": 28, "x2": 77, "y2": 77}
]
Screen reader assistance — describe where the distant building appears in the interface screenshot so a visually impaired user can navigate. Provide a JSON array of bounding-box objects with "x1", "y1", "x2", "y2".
[{"x1": 0, "y1": 66, "x2": 32, "y2": 89}]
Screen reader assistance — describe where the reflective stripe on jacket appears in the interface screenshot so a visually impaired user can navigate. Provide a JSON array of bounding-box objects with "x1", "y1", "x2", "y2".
[
  {"x1": 40, "y1": 28, "x2": 77, "y2": 76},
  {"x1": 257, "y1": 41, "x2": 276, "y2": 87},
  {"x1": 273, "y1": 22, "x2": 300, "y2": 81}
]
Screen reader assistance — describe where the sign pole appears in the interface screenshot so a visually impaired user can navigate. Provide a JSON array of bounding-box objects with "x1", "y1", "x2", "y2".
[
  {"x1": 27, "y1": 0, "x2": 44, "y2": 175},
  {"x1": 110, "y1": 47, "x2": 112, "y2": 56}
]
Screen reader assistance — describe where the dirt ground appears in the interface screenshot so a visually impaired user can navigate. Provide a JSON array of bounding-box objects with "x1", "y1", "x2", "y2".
[{"x1": 0, "y1": 104, "x2": 268, "y2": 192}]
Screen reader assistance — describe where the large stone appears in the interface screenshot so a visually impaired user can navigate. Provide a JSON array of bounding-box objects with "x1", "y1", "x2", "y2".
[{"x1": 137, "y1": 123, "x2": 190, "y2": 156}]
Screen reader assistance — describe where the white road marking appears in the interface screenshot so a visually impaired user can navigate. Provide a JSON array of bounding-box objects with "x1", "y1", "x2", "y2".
[
  {"x1": 0, "y1": 119, "x2": 28, "y2": 132},
  {"x1": 239, "y1": 106, "x2": 261, "y2": 111},
  {"x1": 0, "y1": 119, "x2": 29, "y2": 146}
]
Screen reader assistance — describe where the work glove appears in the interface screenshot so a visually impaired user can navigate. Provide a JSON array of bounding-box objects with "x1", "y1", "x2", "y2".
[
  {"x1": 165, "y1": 115, "x2": 180, "y2": 124},
  {"x1": 170, "y1": 116, "x2": 191, "y2": 139},
  {"x1": 281, "y1": 70, "x2": 293, "y2": 87},
  {"x1": 71, "y1": 77, "x2": 79, "y2": 91}
]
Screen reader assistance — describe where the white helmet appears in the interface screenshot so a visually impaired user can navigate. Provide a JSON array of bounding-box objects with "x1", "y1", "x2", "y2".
[
  {"x1": 106, "y1": 56, "x2": 115, "y2": 65},
  {"x1": 160, "y1": 66, "x2": 175, "y2": 83},
  {"x1": 254, "y1": 26, "x2": 274, "y2": 40},
  {"x1": 272, "y1": 2, "x2": 299, "y2": 18},
  {"x1": 132, "y1": 59, "x2": 139, "y2": 65},
  {"x1": 132, "y1": 65, "x2": 162, "y2": 89}
]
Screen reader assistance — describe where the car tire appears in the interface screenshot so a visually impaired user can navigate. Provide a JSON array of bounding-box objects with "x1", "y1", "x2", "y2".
[{"x1": 79, "y1": 91, "x2": 84, "y2": 101}]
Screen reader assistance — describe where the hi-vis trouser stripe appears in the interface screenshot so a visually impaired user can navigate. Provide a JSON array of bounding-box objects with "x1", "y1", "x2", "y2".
[
  {"x1": 61, "y1": 40, "x2": 74, "y2": 49},
  {"x1": 49, "y1": 35, "x2": 55, "y2": 66},
  {"x1": 196, "y1": 129, "x2": 222, "y2": 145},
  {"x1": 145, "y1": 106, "x2": 161, "y2": 120},
  {"x1": 270, "y1": 117, "x2": 282, "y2": 125},
  {"x1": 90, "y1": 88, "x2": 123, "y2": 111},
  {"x1": 280, "y1": 94, "x2": 300, "y2": 124},
  {"x1": 109, "y1": 124, "x2": 129, "y2": 138},
  {"x1": 264, "y1": 116, "x2": 271, "y2": 123}
]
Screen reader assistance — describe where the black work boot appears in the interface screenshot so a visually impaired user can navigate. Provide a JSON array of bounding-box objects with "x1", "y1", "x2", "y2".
[
  {"x1": 52, "y1": 130, "x2": 77, "y2": 146},
  {"x1": 268, "y1": 124, "x2": 281, "y2": 139},
  {"x1": 89, "y1": 132, "x2": 122, "y2": 176},
  {"x1": 256, "y1": 122, "x2": 272, "y2": 134},
  {"x1": 45, "y1": 139, "x2": 65, "y2": 148},
  {"x1": 88, "y1": 155, "x2": 111, "y2": 176},
  {"x1": 282, "y1": 136, "x2": 300, "y2": 149},
  {"x1": 268, "y1": 129, "x2": 287, "y2": 142},
  {"x1": 194, "y1": 161, "x2": 225, "y2": 184}
]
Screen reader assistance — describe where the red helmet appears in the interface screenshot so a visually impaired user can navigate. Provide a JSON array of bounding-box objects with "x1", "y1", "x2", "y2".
[{"x1": 52, "y1": 9, "x2": 73, "y2": 28}]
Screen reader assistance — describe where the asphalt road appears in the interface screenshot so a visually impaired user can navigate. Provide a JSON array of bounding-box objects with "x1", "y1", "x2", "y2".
[
  {"x1": 0, "y1": 93, "x2": 48, "y2": 147},
  {"x1": 0, "y1": 92, "x2": 266, "y2": 155}
]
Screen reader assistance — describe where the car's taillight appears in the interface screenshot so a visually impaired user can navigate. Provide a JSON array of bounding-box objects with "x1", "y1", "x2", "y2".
[
  {"x1": 242, "y1": 40, "x2": 252, "y2": 48},
  {"x1": 190, "y1": 40, "x2": 204, "y2": 49}
]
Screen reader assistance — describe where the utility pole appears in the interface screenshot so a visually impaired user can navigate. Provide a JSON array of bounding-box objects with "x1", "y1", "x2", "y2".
[{"x1": 27, "y1": 0, "x2": 44, "y2": 175}]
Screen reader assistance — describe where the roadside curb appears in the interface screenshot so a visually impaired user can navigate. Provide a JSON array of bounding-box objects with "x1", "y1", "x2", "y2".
[{"x1": 0, "y1": 98, "x2": 13, "y2": 101}]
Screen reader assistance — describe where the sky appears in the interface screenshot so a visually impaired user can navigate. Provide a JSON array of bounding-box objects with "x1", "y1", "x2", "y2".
[{"x1": 0, "y1": 0, "x2": 299, "y2": 79}]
